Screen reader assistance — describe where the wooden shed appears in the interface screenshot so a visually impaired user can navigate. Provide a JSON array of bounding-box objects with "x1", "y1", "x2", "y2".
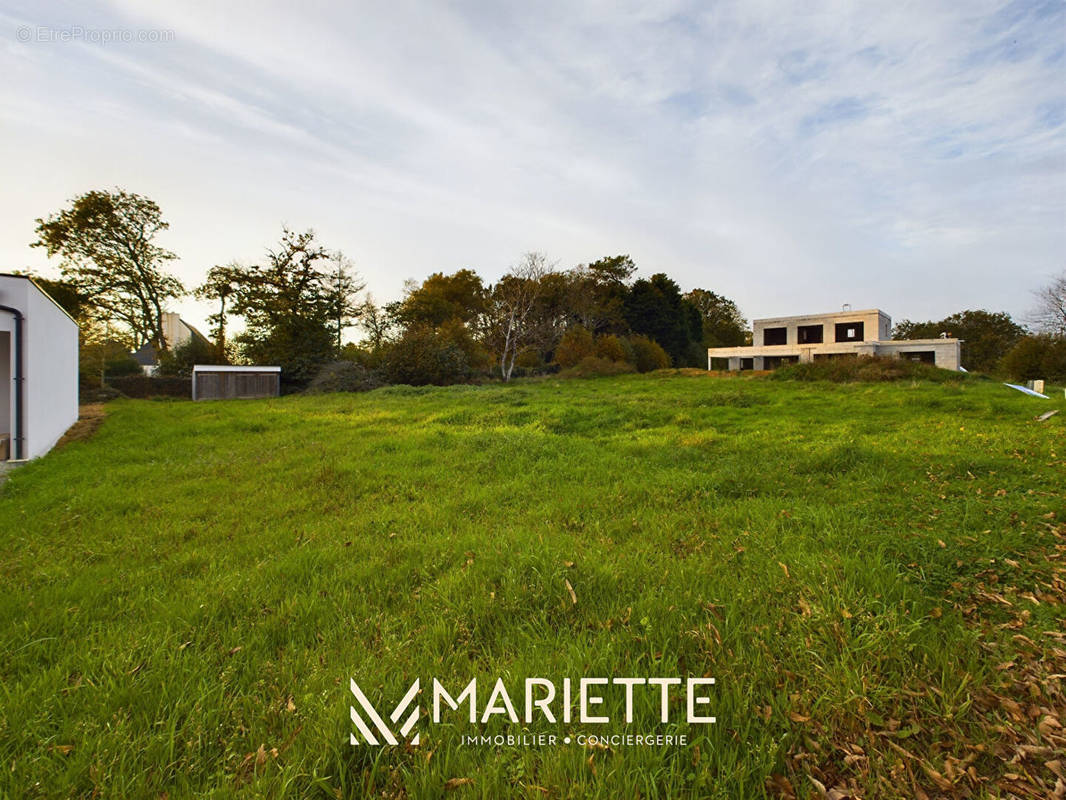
[{"x1": 192, "y1": 365, "x2": 281, "y2": 401}]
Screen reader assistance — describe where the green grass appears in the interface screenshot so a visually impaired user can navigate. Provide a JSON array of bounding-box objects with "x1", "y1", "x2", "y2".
[{"x1": 1, "y1": 373, "x2": 1063, "y2": 799}]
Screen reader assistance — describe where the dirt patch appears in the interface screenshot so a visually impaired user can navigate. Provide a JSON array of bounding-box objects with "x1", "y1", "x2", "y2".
[{"x1": 54, "y1": 404, "x2": 108, "y2": 449}]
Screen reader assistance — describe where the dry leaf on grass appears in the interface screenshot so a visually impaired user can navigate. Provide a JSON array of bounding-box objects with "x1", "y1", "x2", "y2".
[{"x1": 564, "y1": 579, "x2": 577, "y2": 605}]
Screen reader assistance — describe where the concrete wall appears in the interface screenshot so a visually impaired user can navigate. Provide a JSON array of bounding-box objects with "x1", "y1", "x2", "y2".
[
  {"x1": 876, "y1": 340, "x2": 961, "y2": 371},
  {"x1": 0, "y1": 276, "x2": 79, "y2": 460},
  {"x1": 752, "y1": 309, "x2": 890, "y2": 347},
  {"x1": 709, "y1": 338, "x2": 961, "y2": 371}
]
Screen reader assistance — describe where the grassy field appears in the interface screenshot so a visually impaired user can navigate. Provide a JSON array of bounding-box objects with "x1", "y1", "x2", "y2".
[{"x1": 1, "y1": 373, "x2": 1063, "y2": 799}]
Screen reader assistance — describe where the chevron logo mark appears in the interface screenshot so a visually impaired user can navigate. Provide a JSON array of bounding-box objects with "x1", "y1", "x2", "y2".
[{"x1": 349, "y1": 678, "x2": 421, "y2": 746}]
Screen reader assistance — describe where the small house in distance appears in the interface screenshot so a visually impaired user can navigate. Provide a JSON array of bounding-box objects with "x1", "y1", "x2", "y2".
[
  {"x1": 708, "y1": 309, "x2": 961, "y2": 371},
  {"x1": 192, "y1": 365, "x2": 281, "y2": 400},
  {"x1": 132, "y1": 312, "x2": 211, "y2": 375},
  {"x1": 0, "y1": 273, "x2": 79, "y2": 460}
]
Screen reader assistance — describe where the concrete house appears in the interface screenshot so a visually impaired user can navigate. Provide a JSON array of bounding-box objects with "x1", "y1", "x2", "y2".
[
  {"x1": 0, "y1": 274, "x2": 79, "y2": 461},
  {"x1": 708, "y1": 308, "x2": 961, "y2": 371}
]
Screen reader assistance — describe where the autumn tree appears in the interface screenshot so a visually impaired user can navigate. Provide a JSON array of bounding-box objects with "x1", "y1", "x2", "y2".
[
  {"x1": 485, "y1": 252, "x2": 555, "y2": 381},
  {"x1": 31, "y1": 189, "x2": 184, "y2": 351},
  {"x1": 394, "y1": 269, "x2": 487, "y2": 329}
]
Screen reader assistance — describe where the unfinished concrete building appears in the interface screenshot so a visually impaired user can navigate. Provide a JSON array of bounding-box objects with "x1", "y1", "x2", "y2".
[{"x1": 708, "y1": 309, "x2": 961, "y2": 371}]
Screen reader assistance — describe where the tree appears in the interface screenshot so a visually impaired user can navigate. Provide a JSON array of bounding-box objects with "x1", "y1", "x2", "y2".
[
  {"x1": 623, "y1": 273, "x2": 703, "y2": 366},
  {"x1": 394, "y1": 269, "x2": 487, "y2": 329},
  {"x1": 355, "y1": 295, "x2": 398, "y2": 353},
  {"x1": 1029, "y1": 270, "x2": 1066, "y2": 336},
  {"x1": 324, "y1": 252, "x2": 366, "y2": 350},
  {"x1": 31, "y1": 189, "x2": 184, "y2": 350},
  {"x1": 1001, "y1": 335, "x2": 1066, "y2": 382},
  {"x1": 684, "y1": 289, "x2": 748, "y2": 347},
  {"x1": 195, "y1": 263, "x2": 242, "y2": 361},
  {"x1": 206, "y1": 228, "x2": 357, "y2": 384},
  {"x1": 485, "y1": 252, "x2": 555, "y2": 381},
  {"x1": 559, "y1": 255, "x2": 635, "y2": 335},
  {"x1": 894, "y1": 310, "x2": 1026, "y2": 374}
]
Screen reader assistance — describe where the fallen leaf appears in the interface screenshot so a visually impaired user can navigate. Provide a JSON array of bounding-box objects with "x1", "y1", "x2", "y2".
[
  {"x1": 778, "y1": 562, "x2": 790, "y2": 579},
  {"x1": 564, "y1": 579, "x2": 577, "y2": 605},
  {"x1": 444, "y1": 777, "x2": 473, "y2": 790}
]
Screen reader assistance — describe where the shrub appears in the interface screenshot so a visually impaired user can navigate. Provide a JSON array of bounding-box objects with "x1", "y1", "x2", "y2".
[
  {"x1": 595, "y1": 334, "x2": 632, "y2": 363},
  {"x1": 626, "y1": 335, "x2": 671, "y2": 372},
  {"x1": 559, "y1": 356, "x2": 637, "y2": 379},
  {"x1": 381, "y1": 325, "x2": 472, "y2": 386},
  {"x1": 305, "y1": 361, "x2": 383, "y2": 394},
  {"x1": 107, "y1": 375, "x2": 192, "y2": 398},
  {"x1": 1001, "y1": 336, "x2": 1066, "y2": 382},
  {"x1": 79, "y1": 384, "x2": 125, "y2": 403},
  {"x1": 554, "y1": 326, "x2": 596, "y2": 368},
  {"x1": 156, "y1": 337, "x2": 224, "y2": 377},
  {"x1": 770, "y1": 355, "x2": 964, "y2": 383}
]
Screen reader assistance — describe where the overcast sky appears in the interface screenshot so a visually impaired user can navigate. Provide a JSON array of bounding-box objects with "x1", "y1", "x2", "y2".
[{"x1": 1, "y1": 0, "x2": 1063, "y2": 334}]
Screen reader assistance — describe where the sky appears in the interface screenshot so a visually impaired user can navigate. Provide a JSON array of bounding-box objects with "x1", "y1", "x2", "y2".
[{"x1": 1, "y1": 0, "x2": 1063, "y2": 336}]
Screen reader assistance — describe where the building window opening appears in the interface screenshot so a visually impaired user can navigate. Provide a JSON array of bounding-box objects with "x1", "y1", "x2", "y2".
[
  {"x1": 763, "y1": 327, "x2": 787, "y2": 345},
  {"x1": 834, "y1": 321, "x2": 864, "y2": 342},
  {"x1": 797, "y1": 324, "x2": 823, "y2": 344}
]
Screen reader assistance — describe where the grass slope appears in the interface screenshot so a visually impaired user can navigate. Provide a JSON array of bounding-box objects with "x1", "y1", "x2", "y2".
[{"x1": 1, "y1": 374, "x2": 1063, "y2": 799}]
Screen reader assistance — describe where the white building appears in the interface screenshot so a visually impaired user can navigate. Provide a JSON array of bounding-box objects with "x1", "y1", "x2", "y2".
[
  {"x1": 708, "y1": 309, "x2": 961, "y2": 371},
  {"x1": 0, "y1": 274, "x2": 79, "y2": 461}
]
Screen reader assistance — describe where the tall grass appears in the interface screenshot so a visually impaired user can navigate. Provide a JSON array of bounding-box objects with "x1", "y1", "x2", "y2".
[{"x1": 0, "y1": 374, "x2": 1062, "y2": 798}]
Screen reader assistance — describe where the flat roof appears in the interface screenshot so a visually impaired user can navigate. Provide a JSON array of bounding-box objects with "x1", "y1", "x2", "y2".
[
  {"x1": 192, "y1": 365, "x2": 282, "y2": 373},
  {"x1": 754, "y1": 309, "x2": 888, "y2": 325}
]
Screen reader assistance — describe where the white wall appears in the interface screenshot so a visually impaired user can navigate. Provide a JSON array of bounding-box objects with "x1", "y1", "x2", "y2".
[{"x1": 0, "y1": 276, "x2": 79, "y2": 460}]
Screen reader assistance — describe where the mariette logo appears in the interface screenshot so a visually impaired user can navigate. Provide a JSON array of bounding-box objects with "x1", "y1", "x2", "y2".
[{"x1": 350, "y1": 677, "x2": 716, "y2": 747}]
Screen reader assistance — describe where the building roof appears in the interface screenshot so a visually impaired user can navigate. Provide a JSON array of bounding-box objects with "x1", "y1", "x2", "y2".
[
  {"x1": 131, "y1": 343, "x2": 158, "y2": 367},
  {"x1": 0, "y1": 272, "x2": 80, "y2": 325},
  {"x1": 192, "y1": 365, "x2": 281, "y2": 373}
]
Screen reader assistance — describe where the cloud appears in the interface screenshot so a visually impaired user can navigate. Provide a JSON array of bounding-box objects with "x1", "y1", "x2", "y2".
[{"x1": 0, "y1": 0, "x2": 1062, "y2": 333}]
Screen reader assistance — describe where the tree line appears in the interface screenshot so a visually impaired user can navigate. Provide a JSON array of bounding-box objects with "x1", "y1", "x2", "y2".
[{"x1": 23, "y1": 188, "x2": 1066, "y2": 388}]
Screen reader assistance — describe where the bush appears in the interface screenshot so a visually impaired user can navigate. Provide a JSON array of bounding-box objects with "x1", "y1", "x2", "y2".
[
  {"x1": 559, "y1": 356, "x2": 637, "y2": 379},
  {"x1": 79, "y1": 383, "x2": 125, "y2": 403},
  {"x1": 554, "y1": 326, "x2": 596, "y2": 368},
  {"x1": 770, "y1": 355, "x2": 964, "y2": 383},
  {"x1": 1001, "y1": 335, "x2": 1066, "y2": 382},
  {"x1": 595, "y1": 334, "x2": 632, "y2": 363},
  {"x1": 305, "y1": 361, "x2": 383, "y2": 394},
  {"x1": 107, "y1": 375, "x2": 192, "y2": 398},
  {"x1": 627, "y1": 335, "x2": 671, "y2": 372},
  {"x1": 381, "y1": 325, "x2": 472, "y2": 386},
  {"x1": 157, "y1": 337, "x2": 224, "y2": 377}
]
